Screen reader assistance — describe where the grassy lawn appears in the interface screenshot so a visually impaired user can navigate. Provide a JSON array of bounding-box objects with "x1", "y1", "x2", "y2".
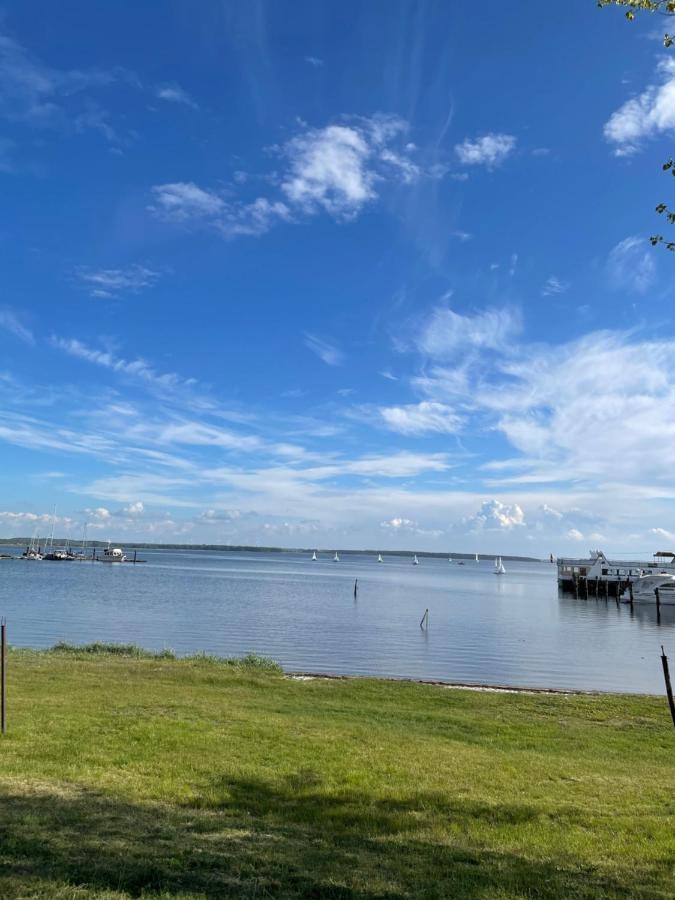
[{"x1": 0, "y1": 645, "x2": 673, "y2": 898}]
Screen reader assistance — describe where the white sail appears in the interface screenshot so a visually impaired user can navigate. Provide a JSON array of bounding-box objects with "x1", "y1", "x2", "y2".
[
  {"x1": 312, "y1": 551, "x2": 317, "y2": 561},
  {"x1": 495, "y1": 556, "x2": 506, "y2": 575},
  {"x1": 413, "y1": 554, "x2": 419, "y2": 565},
  {"x1": 334, "y1": 552, "x2": 339, "y2": 561},
  {"x1": 377, "y1": 553, "x2": 383, "y2": 562},
  {"x1": 475, "y1": 553, "x2": 479, "y2": 562}
]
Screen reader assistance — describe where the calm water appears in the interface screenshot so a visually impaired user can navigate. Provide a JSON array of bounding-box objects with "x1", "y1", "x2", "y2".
[{"x1": 1, "y1": 549, "x2": 673, "y2": 693}]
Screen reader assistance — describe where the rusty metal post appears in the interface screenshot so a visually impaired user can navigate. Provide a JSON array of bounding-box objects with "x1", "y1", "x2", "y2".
[
  {"x1": 1, "y1": 618, "x2": 6, "y2": 735},
  {"x1": 661, "y1": 646, "x2": 675, "y2": 728}
]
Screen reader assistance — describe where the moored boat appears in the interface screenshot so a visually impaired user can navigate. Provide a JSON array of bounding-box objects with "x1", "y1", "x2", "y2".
[{"x1": 621, "y1": 574, "x2": 675, "y2": 604}]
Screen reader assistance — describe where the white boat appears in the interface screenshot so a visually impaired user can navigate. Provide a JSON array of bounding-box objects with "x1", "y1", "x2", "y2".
[
  {"x1": 100, "y1": 543, "x2": 127, "y2": 563},
  {"x1": 557, "y1": 549, "x2": 675, "y2": 589},
  {"x1": 311, "y1": 551, "x2": 317, "y2": 561},
  {"x1": 413, "y1": 554, "x2": 419, "y2": 565},
  {"x1": 333, "y1": 552, "x2": 339, "y2": 561},
  {"x1": 621, "y1": 574, "x2": 675, "y2": 603},
  {"x1": 494, "y1": 556, "x2": 506, "y2": 575},
  {"x1": 475, "y1": 553, "x2": 479, "y2": 562},
  {"x1": 377, "y1": 553, "x2": 383, "y2": 563},
  {"x1": 22, "y1": 529, "x2": 43, "y2": 560}
]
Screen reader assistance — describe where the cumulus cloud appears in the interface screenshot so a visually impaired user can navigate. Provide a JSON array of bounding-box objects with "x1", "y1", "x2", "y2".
[
  {"x1": 466, "y1": 499, "x2": 525, "y2": 531},
  {"x1": 604, "y1": 58, "x2": 675, "y2": 156},
  {"x1": 566, "y1": 528, "x2": 584, "y2": 541},
  {"x1": 380, "y1": 517, "x2": 417, "y2": 530},
  {"x1": 149, "y1": 114, "x2": 420, "y2": 239},
  {"x1": 455, "y1": 133, "x2": 516, "y2": 168},
  {"x1": 607, "y1": 236, "x2": 655, "y2": 294},
  {"x1": 378, "y1": 401, "x2": 463, "y2": 435}
]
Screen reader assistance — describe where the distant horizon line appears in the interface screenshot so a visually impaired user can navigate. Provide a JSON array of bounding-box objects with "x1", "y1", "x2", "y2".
[{"x1": 0, "y1": 537, "x2": 542, "y2": 562}]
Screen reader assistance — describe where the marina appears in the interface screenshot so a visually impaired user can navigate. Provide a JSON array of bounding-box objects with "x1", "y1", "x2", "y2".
[{"x1": 0, "y1": 547, "x2": 673, "y2": 693}]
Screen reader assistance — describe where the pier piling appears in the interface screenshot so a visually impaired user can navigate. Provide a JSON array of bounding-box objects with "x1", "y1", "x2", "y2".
[
  {"x1": 353, "y1": 579, "x2": 358, "y2": 598},
  {"x1": 419, "y1": 609, "x2": 429, "y2": 629},
  {"x1": 660, "y1": 646, "x2": 675, "y2": 727}
]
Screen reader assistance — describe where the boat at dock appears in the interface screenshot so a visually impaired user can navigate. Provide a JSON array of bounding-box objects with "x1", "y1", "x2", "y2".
[
  {"x1": 100, "y1": 544, "x2": 127, "y2": 563},
  {"x1": 621, "y1": 574, "x2": 675, "y2": 604},
  {"x1": 557, "y1": 549, "x2": 675, "y2": 593}
]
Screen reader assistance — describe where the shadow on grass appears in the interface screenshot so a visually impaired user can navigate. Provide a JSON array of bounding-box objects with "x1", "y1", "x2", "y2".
[{"x1": 0, "y1": 780, "x2": 664, "y2": 899}]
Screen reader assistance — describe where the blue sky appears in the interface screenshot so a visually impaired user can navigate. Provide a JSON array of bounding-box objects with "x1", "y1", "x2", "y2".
[{"x1": 2, "y1": 0, "x2": 675, "y2": 554}]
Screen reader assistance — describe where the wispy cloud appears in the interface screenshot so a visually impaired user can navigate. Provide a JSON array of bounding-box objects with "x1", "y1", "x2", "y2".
[
  {"x1": 149, "y1": 114, "x2": 421, "y2": 239},
  {"x1": 378, "y1": 401, "x2": 463, "y2": 435},
  {"x1": 154, "y1": 83, "x2": 198, "y2": 108},
  {"x1": 303, "y1": 332, "x2": 344, "y2": 366},
  {"x1": 304, "y1": 56, "x2": 324, "y2": 67},
  {"x1": 604, "y1": 57, "x2": 675, "y2": 156},
  {"x1": 455, "y1": 133, "x2": 516, "y2": 168},
  {"x1": 76, "y1": 265, "x2": 161, "y2": 299},
  {"x1": 50, "y1": 336, "x2": 197, "y2": 391},
  {"x1": 0, "y1": 306, "x2": 34, "y2": 344},
  {"x1": 0, "y1": 31, "x2": 137, "y2": 143},
  {"x1": 541, "y1": 275, "x2": 570, "y2": 297},
  {"x1": 607, "y1": 236, "x2": 655, "y2": 294},
  {"x1": 415, "y1": 305, "x2": 521, "y2": 359}
]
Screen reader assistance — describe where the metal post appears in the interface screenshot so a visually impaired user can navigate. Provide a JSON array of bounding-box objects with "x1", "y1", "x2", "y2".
[
  {"x1": 661, "y1": 646, "x2": 675, "y2": 728},
  {"x1": 1, "y1": 618, "x2": 6, "y2": 735}
]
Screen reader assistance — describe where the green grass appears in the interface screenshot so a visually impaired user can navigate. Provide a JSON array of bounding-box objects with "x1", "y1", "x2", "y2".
[{"x1": 0, "y1": 646, "x2": 673, "y2": 898}]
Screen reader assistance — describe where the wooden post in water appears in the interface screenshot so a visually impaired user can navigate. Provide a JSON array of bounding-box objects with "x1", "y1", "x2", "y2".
[
  {"x1": 660, "y1": 646, "x2": 675, "y2": 727},
  {"x1": 574, "y1": 576, "x2": 579, "y2": 599},
  {"x1": 133, "y1": 549, "x2": 137, "y2": 565},
  {"x1": 353, "y1": 578, "x2": 358, "y2": 598},
  {"x1": 419, "y1": 609, "x2": 429, "y2": 629},
  {"x1": 628, "y1": 582, "x2": 633, "y2": 604},
  {"x1": 1, "y1": 618, "x2": 6, "y2": 736}
]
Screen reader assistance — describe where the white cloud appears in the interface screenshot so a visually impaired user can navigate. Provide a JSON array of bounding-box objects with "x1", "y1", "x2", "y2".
[
  {"x1": 466, "y1": 499, "x2": 525, "y2": 531},
  {"x1": 416, "y1": 305, "x2": 521, "y2": 359},
  {"x1": 378, "y1": 401, "x2": 463, "y2": 435},
  {"x1": 303, "y1": 332, "x2": 344, "y2": 366},
  {"x1": 0, "y1": 307, "x2": 33, "y2": 344},
  {"x1": 0, "y1": 31, "x2": 137, "y2": 143},
  {"x1": 607, "y1": 236, "x2": 655, "y2": 294},
  {"x1": 76, "y1": 265, "x2": 160, "y2": 299},
  {"x1": 566, "y1": 528, "x2": 584, "y2": 541},
  {"x1": 149, "y1": 182, "x2": 226, "y2": 221},
  {"x1": 455, "y1": 133, "x2": 516, "y2": 168},
  {"x1": 604, "y1": 57, "x2": 675, "y2": 155},
  {"x1": 51, "y1": 336, "x2": 197, "y2": 392},
  {"x1": 541, "y1": 276, "x2": 570, "y2": 297},
  {"x1": 149, "y1": 114, "x2": 419, "y2": 239},
  {"x1": 381, "y1": 517, "x2": 417, "y2": 530},
  {"x1": 304, "y1": 56, "x2": 324, "y2": 67},
  {"x1": 155, "y1": 83, "x2": 197, "y2": 108}
]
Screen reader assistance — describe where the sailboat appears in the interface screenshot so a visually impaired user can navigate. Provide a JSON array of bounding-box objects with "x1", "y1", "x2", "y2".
[
  {"x1": 475, "y1": 553, "x2": 479, "y2": 562},
  {"x1": 334, "y1": 551, "x2": 340, "y2": 561},
  {"x1": 413, "y1": 554, "x2": 419, "y2": 565},
  {"x1": 311, "y1": 551, "x2": 317, "y2": 561},
  {"x1": 22, "y1": 528, "x2": 43, "y2": 560},
  {"x1": 377, "y1": 553, "x2": 383, "y2": 563},
  {"x1": 494, "y1": 556, "x2": 506, "y2": 575}
]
